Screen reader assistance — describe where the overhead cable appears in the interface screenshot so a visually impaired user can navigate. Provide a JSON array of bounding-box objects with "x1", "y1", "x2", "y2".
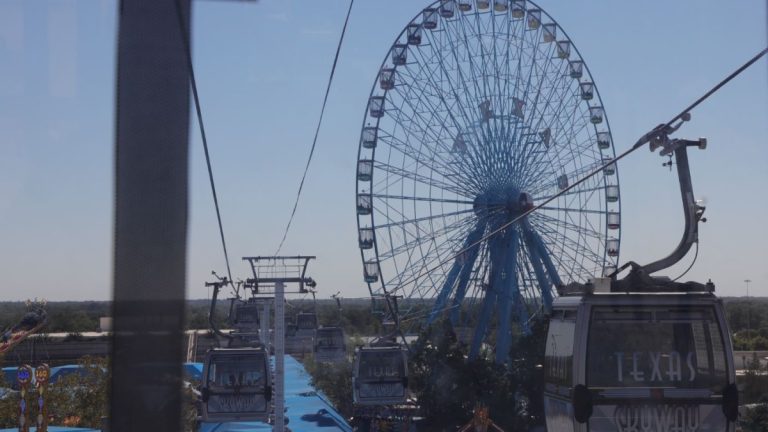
[
  {"x1": 274, "y1": 0, "x2": 355, "y2": 255},
  {"x1": 174, "y1": 0, "x2": 235, "y2": 284}
]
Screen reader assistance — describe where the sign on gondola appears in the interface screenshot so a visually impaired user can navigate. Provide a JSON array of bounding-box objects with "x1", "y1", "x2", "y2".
[{"x1": 353, "y1": 346, "x2": 408, "y2": 405}]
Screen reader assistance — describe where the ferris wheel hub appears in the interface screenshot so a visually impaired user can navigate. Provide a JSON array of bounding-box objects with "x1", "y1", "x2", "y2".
[{"x1": 472, "y1": 188, "x2": 533, "y2": 217}]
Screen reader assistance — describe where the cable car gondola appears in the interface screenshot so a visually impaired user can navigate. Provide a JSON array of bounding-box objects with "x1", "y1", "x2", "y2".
[
  {"x1": 232, "y1": 301, "x2": 261, "y2": 339},
  {"x1": 314, "y1": 326, "x2": 347, "y2": 363},
  {"x1": 201, "y1": 346, "x2": 272, "y2": 422},
  {"x1": 544, "y1": 283, "x2": 737, "y2": 432},
  {"x1": 544, "y1": 132, "x2": 737, "y2": 431},
  {"x1": 352, "y1": 345, "x2": 408, "y2": 406},
  {"x1": 295, "y1": 312, "x2": 318, "y2": 337}
]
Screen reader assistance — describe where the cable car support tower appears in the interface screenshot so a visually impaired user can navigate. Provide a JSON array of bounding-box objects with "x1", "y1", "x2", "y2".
[{"x1": 243, "y1": 255, "x2": 317, "y2": 432}]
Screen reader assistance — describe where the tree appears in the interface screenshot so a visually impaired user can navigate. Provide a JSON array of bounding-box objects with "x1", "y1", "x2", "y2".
[
  {"x1": 0, "y1": 369, "x2": 20, "y2": 428},
  {"x1": 45, "y1": 356, "x2": 110, "y2": 428},
  {"x1": 741, "y1": 352, "x2": 768, "y2": 405},
  {"x1": 408, "y1": 319, "x2": 547, "y2": 430},
  {"x1": 303, "y1": 356, "x2": 354, "y2": 417},
  {"x1": 742, "y1": 397, "x2": 768, "y2": 432}
]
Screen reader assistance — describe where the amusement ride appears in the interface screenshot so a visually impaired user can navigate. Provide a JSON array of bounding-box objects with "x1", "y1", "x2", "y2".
[{"x1": 356, "y1": 0, "x2": 621, "y2": 363}]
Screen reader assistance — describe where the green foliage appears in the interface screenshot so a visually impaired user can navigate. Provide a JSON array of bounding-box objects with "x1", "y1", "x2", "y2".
[
  {"x1": 186, "y1": 301, "x2": 228, "y2": 330},
  {"x1": 409, "y1": 319, "x2": 546, "y2": 430},
  {"x1": 303, "y1": 356, "x2": 354, "y2": 418},
  {"x1": 314, "y1": 303, "x2": 381, "y2": 337},
  {"x1": 741, "y1": 400, "x2": 768, "y2": 432},
  {"x1": 726, "y1": 299, "x2": 768, "y2": 332},
  {"x1": 182, "y1": 379, "x2": 201, "y2": 432},
  {"x1": 733, "y1": 330, "x2": 768, "y2": 350},
  {"x1": 738, "y1": 352, "x2": 768, "y2": 405},
  {"x1": 0, "y1": 368, "x2": 19, "y2": 428},
  {"x1": 45, "y1": 356, "x2": 110, "y2": 428},
  {"x1": 0, "y1": 357, "x2": 110, "y2": 429}
]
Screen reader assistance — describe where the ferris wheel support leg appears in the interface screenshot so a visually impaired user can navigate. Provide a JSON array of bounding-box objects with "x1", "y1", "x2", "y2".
[
  {"x1": 525, "y1": 222, "x2": 561, "y2": 309},
  {"x1": 448, "y1": 246, "x2": 481, "y2": 325},
  {"x1": 522, "y1": 226, "x2": 554, "y2": 313},
  {"x1": 469, "y1": 287, "x2": 497, "y2": 360},
  {"x1": 429, "y1": 223, "x2": 485, "y2": 326},
  {"x1": 427, "y1": 263, "x2": 462, "y2": 326},
  {"x1": 495, "y1": 229, "x2": 521, "y2": 364},
  {"x1": 469, "y1": 236, "x2": 504, "y2": 360}
]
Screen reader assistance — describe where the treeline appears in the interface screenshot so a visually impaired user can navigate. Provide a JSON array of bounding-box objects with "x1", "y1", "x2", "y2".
[
  {"x1": 724, "y1": 298, "x2": 768, "y2": 350},
  {"x1": 0, "y1": 299, "x2": 384, "y2": 336},
  {"x1": 1, "y1": 297, "x2": 767, "y2": 345}
]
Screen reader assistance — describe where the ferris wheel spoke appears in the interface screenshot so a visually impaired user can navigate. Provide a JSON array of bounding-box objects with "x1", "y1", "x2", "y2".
[
  {"x1": 376, "y1": 131, "x2": 480, "y2": 193},
  {"x1": 416, "y1": 26, "x2": 499, "y2": 181},
  {"x1": 385, "y1": 87, "x2": 487, "y2": 189},
  {"x1": 375, "y1": 209, "x2": 481, "y2": 262},
  {"x1": 512, "y1": 40, "x2": 547, "y2": 145},
  {"x1": 529, "y1": 218, "x2": 603, "y2": 268},
  {"x1": 407, "y1": 89, "x2": 498, "y2": 189},
  {"x1": 526, "y1": 225, "x2": 594, "y2": 283},
  {"x1": 374, "y1": 208, "x2": 479, "y2": 298},
  {"x1": 452, "y1": 15, "x2": 521, "y2": 180},
  {"x1": 515, "y1": 71, "x2": 581, "y2": 185},
  {"x1": 395, "y1": 216, "x2": 485, "y2": 276},
  {"x1": 531, "y1": 210, "x2": 605, "y2": 243},
  {"x1": 527, "y1": 151, "x2": 604, "y2": 197},
  {"x1": 533, "y1": 184, "x2": 605, "y2": 201},
  {"x1": 529, "y1": 217, "x2": 605, "y2": 274},
  {"x1": 371, "y1": 194, "x2": 473, "y2": 205},
  {"x1": 372, "y1": 160, "x2": 475, "y2": 198},
  {"x1": 373, "y1": 207, "x2": 478, "y2": 232},
  {"x1": 457, "y1": 12, "x2": 492, "y2": 110},
  {"x1": 389, "y1": 216, "x2": 488, "y2": 293},
  {"x1": 538, "y1": 206, "x2": 605, "y2": 215},
  {"x1": 399, "y1": 50, "x2": 466, "y2": 138},
  {"x1": 534, "y1": 104, "x2": 592, "y2": 179},
  {"x1": 516, "y1": 61, "x2": 580, "y2": 175},
  {"x1": 410, "y1": 31, "x2": 477, "y2": 132},
  {"x1": 520, "y1": 97, "x2": 579, "y2": 181},
  {"x1": 373, "y1": 198, "x2": 474, "y2": 253}
]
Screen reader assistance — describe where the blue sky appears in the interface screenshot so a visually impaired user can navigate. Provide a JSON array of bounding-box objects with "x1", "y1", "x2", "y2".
[{"x1": 0, "y1": 0, "x2": 766, "y2": 301}]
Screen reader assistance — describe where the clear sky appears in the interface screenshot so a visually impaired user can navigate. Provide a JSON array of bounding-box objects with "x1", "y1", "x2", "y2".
[{"x1": 0, "y1": 0, "x2": 766, "y2": 301}]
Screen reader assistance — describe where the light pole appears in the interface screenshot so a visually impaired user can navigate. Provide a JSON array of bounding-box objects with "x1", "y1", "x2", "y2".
[{"x1": 744, "y1": 279, "x2": 752, "y2": 338}]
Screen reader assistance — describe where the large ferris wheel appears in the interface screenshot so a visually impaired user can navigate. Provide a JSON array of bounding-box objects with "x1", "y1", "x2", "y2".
[{"x1": 355, "y1": 0, "x2": 621, "y2": 360}]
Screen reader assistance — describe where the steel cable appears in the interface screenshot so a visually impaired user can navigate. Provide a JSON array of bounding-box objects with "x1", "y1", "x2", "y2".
[{"x1": 274, "y1": 0, "x2": 355, "y2": 255}]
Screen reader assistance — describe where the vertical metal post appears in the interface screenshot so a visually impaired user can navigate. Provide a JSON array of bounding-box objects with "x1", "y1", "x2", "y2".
[
  {"x1": 274, "y1": 282, "x2": 285, "y2": 432},
  {"x1": 261, "y1": 301, "x2": 270, "y2": 345},
  {"x1": 111, "y1": 0, "x2": 190, "y2": 430}
]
